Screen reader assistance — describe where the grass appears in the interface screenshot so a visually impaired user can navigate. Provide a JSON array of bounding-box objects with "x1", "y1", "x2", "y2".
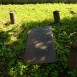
[{"x1": 0, "y1": 3, "x2": 77, "y2": 77}]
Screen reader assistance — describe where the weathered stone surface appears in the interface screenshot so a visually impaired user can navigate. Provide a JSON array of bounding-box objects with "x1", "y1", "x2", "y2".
[
  {"x1": 68, "y1": 41, "x2": 77, "y2": 69},
  {"x1": 23, "y1": 26, "x2": 56, "y2": 64}
]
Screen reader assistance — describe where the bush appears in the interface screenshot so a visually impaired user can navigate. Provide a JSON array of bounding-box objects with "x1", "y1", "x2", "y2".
[{"x1": 0, "y1": 0, "x2": 73, "y2": 4}]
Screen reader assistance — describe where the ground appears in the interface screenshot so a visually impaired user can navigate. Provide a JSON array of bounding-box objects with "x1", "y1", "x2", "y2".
[{"x1": 0, "y1": 3, "x2": 77, "y2": 77}]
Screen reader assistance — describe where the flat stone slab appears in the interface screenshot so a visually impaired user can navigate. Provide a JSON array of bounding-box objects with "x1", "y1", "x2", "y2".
[{"x1": 23, "y1": 26, "x2": 56, "y2": 64}]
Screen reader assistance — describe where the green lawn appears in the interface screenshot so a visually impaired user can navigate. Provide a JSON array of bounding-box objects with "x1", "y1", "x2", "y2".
[{"x1": 0, "y1": 3, "x2": 77, "y2": 77}]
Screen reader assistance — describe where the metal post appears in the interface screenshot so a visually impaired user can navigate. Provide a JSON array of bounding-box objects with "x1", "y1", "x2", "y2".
[
  {"x1": 68, "y1": 41, "x2": 77, "y2": 69},
  {"x1": 9, "y1": 11, "x2": 16, "y2": 24},
  {"x1": 53, "y1": 11, "x2": 60, "y2": 24}
]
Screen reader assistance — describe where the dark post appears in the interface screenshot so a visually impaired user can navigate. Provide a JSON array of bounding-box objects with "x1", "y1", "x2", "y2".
[
  {"x1": 68, "y1": 41, "x2": 77, "y2": 69},
  {"x1": 9, "y1": 11, "x2": 16, "y2": 24},
  {"x1": 53, "y1": 11, "x2": 60, "y2": 24}
]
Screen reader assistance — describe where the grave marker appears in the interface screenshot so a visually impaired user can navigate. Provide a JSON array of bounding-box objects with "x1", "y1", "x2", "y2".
[
  {"x1": 23, "y1": 26, "x2": 56, "y2": 64},
  {"x1": 68, "y1": 41, "x2": 77, "y2": 69}
]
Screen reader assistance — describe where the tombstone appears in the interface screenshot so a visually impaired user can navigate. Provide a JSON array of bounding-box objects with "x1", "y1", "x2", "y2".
[
  {"x1": 53, "y1": 11, "x2": 60, "y2": 24},
  {"x1": 23, "y1": 26, "x2": 56, "y2": 64},
  {"x1": 9, "y1": 11, "x2": 16, "y2": 24},
  {"x1": 68, "y1": 41, "x2": 77, "y2": 69}
]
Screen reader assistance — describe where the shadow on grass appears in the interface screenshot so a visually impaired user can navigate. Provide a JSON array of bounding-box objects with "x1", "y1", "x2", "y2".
[
  {"x1": 52, "y1": 16, "x2": 77, "y2": 77},
  {"x1": 61, "y1": 16, "x2": 77, "y2": 41},
  {"x1": 0, "y1": 17, "x2": 77, "y2": 77},
  {"x1": 0, "y1": 30, "x2": 11, "y2": 76}
]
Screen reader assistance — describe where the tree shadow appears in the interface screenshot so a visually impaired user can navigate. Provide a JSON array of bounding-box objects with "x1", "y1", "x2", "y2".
[
  {"x1": 0, "y1": 30, "x2": 11, "y2": 76},
  {"x1": 0, "y1": 16, "x2": 77, "y2": 77},
  {"x1": 53, "y1": 16, "x2": 77, "y2": 76},
  {"x1": 61, "y1": 16, "x2": 77, "y2": 41}
]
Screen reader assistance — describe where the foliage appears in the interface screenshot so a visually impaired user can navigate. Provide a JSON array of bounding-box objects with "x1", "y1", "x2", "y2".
[
  {"x1": 0, "y1": 3, "x2": 77, "y2": 77},
  {"x1": 0, "y1": 0, "x2": 77, "y2": 4},
  {"x1": 0, "y1": 0, "x2": 66, "y2": 4}
]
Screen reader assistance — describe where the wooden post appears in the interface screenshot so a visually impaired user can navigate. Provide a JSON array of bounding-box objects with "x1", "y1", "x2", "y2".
[
  {"x1": 9, "y1": 11, "x2": 16, "y2": 24},
  {"x1": 53, "y1": 11, "x2": 60, "y2": 24},
  {"x1": 68, "y1": 41, "x2": 77, "y2": 69}
]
